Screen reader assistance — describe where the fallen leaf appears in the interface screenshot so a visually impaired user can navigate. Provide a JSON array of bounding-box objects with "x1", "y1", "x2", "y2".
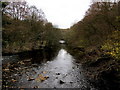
[
  {"x1": 11, "y1": 79, "x2": 17, "y2": 82},
  {"x1": 43, "y1": 71, "x2": 47, "y2": 74},
  {"x1": 35, "y1": 74, "x2": 48, "y2": 82},
  {"x1": 3, "y1": 69, "x2": 10, "y2": 71},
  {"x1": 18, "y1": 61, "x2": 25, "y2": 65},
  {"x1": 39, "y1": 74, "x2": 46, "y2": 81}
]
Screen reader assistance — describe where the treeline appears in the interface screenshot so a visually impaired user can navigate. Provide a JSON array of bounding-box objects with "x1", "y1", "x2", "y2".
[
  {"x1": 2, "y1": 2, "x2": 62, "y2": 53},
  {"x1": 65, "y1": 1, "x2": 120, "y2": 89},
  {"x1": 66, "y1": 1, "x2": 120, "y2": 60}
]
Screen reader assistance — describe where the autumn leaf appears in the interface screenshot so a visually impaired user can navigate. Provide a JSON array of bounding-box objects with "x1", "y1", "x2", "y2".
[
  {"x1": 35, "y1": 74, "x2": 49, "y2": 82},
  {"x1": 11, "y1": 79, "x2": 17, "y2": 82},
  {"x1": 43, "y1": 71, "x2": 47, "y2": 74}
]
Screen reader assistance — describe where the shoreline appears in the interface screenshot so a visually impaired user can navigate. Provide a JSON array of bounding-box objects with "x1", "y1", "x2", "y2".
[{"x1": 67, "y1": 46, "x2": 120, "y2": 90}]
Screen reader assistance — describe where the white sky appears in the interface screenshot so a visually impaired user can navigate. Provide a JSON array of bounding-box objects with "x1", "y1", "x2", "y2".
[{"x1": 26, "y1": 0, "x2": 91, "y2": 29}]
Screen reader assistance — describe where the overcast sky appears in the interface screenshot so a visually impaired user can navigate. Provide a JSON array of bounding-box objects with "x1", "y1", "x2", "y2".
[{"x1": 26, "y1": 0, "x2": 91, "y2": 29}]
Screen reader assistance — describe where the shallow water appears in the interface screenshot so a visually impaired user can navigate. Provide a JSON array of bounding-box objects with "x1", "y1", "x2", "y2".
[{"x1": 3, "y1": 49, "x2": 96, "y2": 89}]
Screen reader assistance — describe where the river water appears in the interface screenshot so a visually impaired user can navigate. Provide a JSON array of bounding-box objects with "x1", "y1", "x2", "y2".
[{"x1": 3, "y1": 49, "x2": 97, "y2": 89}]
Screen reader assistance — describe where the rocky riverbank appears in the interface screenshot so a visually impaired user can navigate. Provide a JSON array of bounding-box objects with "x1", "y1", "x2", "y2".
[
  {"x1": 67, "y1": 46, "x2": 120, "y2": 90},
  {"x1": 2, "y1": 49, "x2": 96, "y2": 89}
]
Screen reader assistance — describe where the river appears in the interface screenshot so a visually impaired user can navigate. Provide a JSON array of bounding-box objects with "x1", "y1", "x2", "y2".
[{"x1": 3, "y1": 48, "x2": 97, "y2": 89}]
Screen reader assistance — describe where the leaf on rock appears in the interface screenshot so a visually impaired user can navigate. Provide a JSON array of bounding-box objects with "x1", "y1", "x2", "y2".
[{"x1": 35, "y1": 74, "x2": 49, "y2": 82}]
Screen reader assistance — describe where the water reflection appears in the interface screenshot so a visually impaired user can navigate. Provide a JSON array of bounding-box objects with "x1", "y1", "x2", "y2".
[
  {"x1": 2, "y1": 48, "x2": 58, "y2": 65},
  {"x1": 3, "y1": 48, "x2": 96, "y2": 89},
  {"x1": 48, "y1": 49, "x2": 74, "y2": 74},
  {"x1": 27, "y1": 49, "x2": 92, "y2": 88}
]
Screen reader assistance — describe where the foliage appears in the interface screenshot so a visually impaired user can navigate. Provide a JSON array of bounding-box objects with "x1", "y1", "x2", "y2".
[
  {"x1": 101, "y1": 30, "x2": 120, "y2": 60},
  {"x1": 66, "y1": 2, "x2": 120, "y2": 49},
  {"x1": 2, "y1": 1, "x2": 62, "y2": 53}
]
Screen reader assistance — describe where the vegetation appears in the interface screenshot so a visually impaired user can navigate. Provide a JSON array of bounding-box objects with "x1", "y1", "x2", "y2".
[
  {"x1": 2, "y1": 0, "x2": 120, "y2": 89},
  {"x1": 2, "y1": 2, "x2": 62, "y2": 54},
  {"x1": 101, "y1": 30, "x2": 120, "y2": 60},
  {"x1": 64, "y1": 1, "x2": 120, "y2": 89},
  {"x1": 67, "y1": 1, "x2": 119, "y2": 46},
  {"x1": 64, "y1": 1, "x2": 120, "y2": 60}
]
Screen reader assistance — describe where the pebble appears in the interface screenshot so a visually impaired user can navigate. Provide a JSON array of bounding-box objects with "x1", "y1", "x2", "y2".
[
  {"x1": 72, "y1": 67, "x2": 75, "y2": 69},
  {"x1": 56, "y1": 77, "x2": 58, "y2": 79},
  {"x1": 56, "y1": 73, "x2": 60, "y2": 75},
  {"x1": 33, "y1": 86, "x2": 39, "y2": 88},
  {"x1": 59, "y1": 80, "x2": 65, "y2": 84},
  {"x1": 27, "y1": 77, "x2": 35, "y2": 81},
  {"x1": 70, "y1": 81, "x2": 73, "y2": 83}
]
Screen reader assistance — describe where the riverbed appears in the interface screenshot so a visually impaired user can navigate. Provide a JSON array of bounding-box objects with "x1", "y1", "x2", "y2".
[{"x1": 2, "y1": 48, "x2": 97, "y2": 89}]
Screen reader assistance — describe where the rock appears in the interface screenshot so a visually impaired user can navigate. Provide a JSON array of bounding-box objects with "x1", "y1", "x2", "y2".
[
  {"x1": 59, "y1": 80, "x2": 65, "y2": 84},
  {"x1": 14, "y1": 68, "x2": 19, "y2": 71},
  {"x1": 70, "y1": 81, "x2": 73, "y2": 83},
  {"x1": 4, "y1": 69, "x2": 10, "y2": 72},
  {"x1": 54, "y1": 87, "x2": 56, "y2": 89},
  {"x1": 33, "y1": 86, "x2": 39, "y2": 88},
  {"x1": 56, "y1": 73, "x2": 60, "y2": 75},
  {"x1": 42, "y1": 71, "x2": 47, "y2": 74},
  {"x1": 24, "y1": 59, "x2": 31, "y2": 62},
  {"x1": 19, "y1": 61, "x2": 25, "y2": 65},
  {"x1": 32, "y1": 64, "x2": 38, "y2": 67},
  {"x1": 14, "y1": 74, "x2": 18, "y2": 76},
  {"x1": 56, "y1": 77, "x2": 58, "y2": 79},
  {"x1": 27, "y1": 77, "x2": 35, "y2": 81},
  {"x1": 77, "y1": 65, "x2": 79, "y2": 68},
  {"x1": 72, "y1": 67, "x2": 75, "y2": 69},
  {"x1": 45, "y1": 76, "x2": 49, "y2": 79}
]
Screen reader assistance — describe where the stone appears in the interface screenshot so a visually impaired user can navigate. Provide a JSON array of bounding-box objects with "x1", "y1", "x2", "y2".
[
  {"x1": 59, "y1": 80, "x2": 65, "y2": 84},
  {"x1": 27, "y1": 77, "x2": 35, "y2": 81},
  {"x1": 56, "y1": 73, "x2": 60, "y2": 75}
]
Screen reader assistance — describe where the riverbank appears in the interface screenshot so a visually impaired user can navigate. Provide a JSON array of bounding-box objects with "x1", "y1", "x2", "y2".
[
  {"x1": 2, "y1": 46, "x2": 60, "y2": 65},
  {"x1": 2, "y1": 44, "x2": 119, "y2": 89},
  {"x1": 67, "y1": 46, "x2": 120, "y2": 90}
]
